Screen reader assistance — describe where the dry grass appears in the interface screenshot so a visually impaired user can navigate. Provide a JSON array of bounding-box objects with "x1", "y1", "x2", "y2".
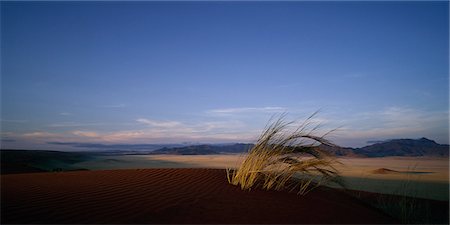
[{"x1": 227, "y1": 113, "x2": 344, "y2": 194}]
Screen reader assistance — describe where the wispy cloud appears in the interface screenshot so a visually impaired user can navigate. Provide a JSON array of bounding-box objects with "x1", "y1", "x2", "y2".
[
  {"x1": 330, "y1": 106, "x2": 449, "y2": 147},
  {"x1": 15, "y1": 117, "x2": 256, "y2": 144},
  {"x1": 136, "y1": 118, "x2": 183, "y2": 128},
  {"x1": 8, "y1": 106, "x2": 448, "y2": 148},
  {"x1": 69, "y1": 129, "x2": 256, "y2": 143},
  {"x1": 193, "y1": 121, "x2": 245, "y2": 132},
  {"x1": 47, "y1": 122, "x2": 102, "y2": 127},
  {"x1": 47, "y1": 121, "x2": 135, "y2": 128},
  {"x1": 100, "y1": 130, "x2": 148, "y2": 142},
  {"x1": 72, "y1": 131, "x2": 100, "y2": 138},
  {"x1": 361, "y1": 107, "x2": 446, "y2": 132},
  {"x1": 23, "y1": 132, "x2": 63, "y2": 138},
  {"x1": 5, "y1": 114, "x2": 249, "y2": 145},
  {"x1": 47, "y1": 142, "x2": 181, "y2": 150},
  {"x1": 47, "y1": 122, "x2": 106, "y2": 127}
]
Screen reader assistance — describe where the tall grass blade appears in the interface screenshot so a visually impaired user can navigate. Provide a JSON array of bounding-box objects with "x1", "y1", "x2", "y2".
[{"x1": 227, "y1": 113, "x2": 343, "y2": 195}]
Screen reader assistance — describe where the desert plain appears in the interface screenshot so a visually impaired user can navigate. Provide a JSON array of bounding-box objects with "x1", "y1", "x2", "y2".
[{"x1": 73, "y1": 154, "x2": 449, "y2": 200}]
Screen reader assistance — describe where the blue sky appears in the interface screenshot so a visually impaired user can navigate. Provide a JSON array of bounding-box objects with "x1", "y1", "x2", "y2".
[{"x1": 1, "y1": 1, "x2": 448, "y2": 150}]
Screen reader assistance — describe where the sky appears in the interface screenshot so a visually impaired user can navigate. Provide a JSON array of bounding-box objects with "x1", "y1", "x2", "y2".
[{"x1": 1, "y1": 1, "x2": 449, "y2": 150}]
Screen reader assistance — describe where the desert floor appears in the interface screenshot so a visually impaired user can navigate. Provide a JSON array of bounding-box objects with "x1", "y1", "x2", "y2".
[{"x1": 73, "y1": 154, "x2": 449, "y2": 200}]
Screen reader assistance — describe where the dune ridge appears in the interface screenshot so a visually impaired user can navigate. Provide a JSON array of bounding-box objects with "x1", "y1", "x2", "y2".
[{"x1": 2, "y1": 168, "x2": 397, "y2": 224}]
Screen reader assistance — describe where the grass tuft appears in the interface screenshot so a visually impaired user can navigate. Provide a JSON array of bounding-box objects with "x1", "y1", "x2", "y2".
[{"x1": 227, "y1": 113, "x2": 344, "y2": 194}]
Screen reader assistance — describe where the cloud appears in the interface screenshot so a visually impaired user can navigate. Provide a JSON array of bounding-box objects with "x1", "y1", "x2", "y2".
[
  {"x1": 136, "y1": 118, "x2": 183, "y2": 128},
  {"x1": 207, "y1": 106, "x2": 286, "y2": 115},
  {"x1": 100, "y1": 130, "x2": 148, "y2": 142},
  {"x1": 46, "y1": 118, "x2": 254, "y2": 143},
  {"x1": 47, "y1": 122, "x2": 113, "y2": 127},
  {"x1": 23, "y1": 132, "x2": 61, "y2": 138},
  {"x1": 136, "y1": 118, "x2": 248, "y2": 133},
  {"x1": 79, "y1": 129, "x2": 256, "y2": 143},
  {"x1": 47, "y1": 121, "x2": 135, "y2": 128},
  {"x1": 330, "y1": 106, "x2": 449, "y2": 147},
  {"x1": 72, "y1": 131, "x2": 100, "y2": 138},
  {"x1": 48, "y1": 122, "x2": 105, "y2": 127},
  {"x1": 368, "y1": 107, "x2": 446, "y2": 132},
  {"x1": 47, "y1": 142, "x2": 179, "y2": 150},
  {"x1": 8, "y1": 116, "x2": 255, "y2": 146},
  {"x1": 11, "y1": 106, "x2": 447, "y2": 148},
  {"x1": 194, "y1": 121, "x2": 245, "y2": 132}
]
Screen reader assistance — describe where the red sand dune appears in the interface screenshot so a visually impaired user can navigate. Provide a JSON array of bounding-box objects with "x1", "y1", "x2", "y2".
[{"x1": 1, "y1": 168, "x2": 397, "y2": 224}]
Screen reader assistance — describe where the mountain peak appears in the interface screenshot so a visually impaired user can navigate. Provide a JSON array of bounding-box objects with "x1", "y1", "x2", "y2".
[
  {"x1": 353, "y1": 137, "x2": 448, "y2": 157},
  {"x1": 419, "y1": 137, "x2": 435, "y2": 142}
]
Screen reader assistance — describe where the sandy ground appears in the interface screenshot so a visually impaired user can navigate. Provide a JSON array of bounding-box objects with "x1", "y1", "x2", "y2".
[
  {"x1": 2, "y1": 168, "x2": 398, "y2": 224},
  {"x1": 74, "y1": 154, "x2": 449, "y2": 200},
  {"x1": 337, "y1": 157, "x2": 449, "y2": 182},
  {"x1": 76, "y1": 154, "x2": 448, "y2": 181}
]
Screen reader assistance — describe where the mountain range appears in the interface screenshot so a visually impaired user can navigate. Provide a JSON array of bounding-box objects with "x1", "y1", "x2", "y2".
[
  {"x1": 352, "y1": 137, "x2": 448, "y2": 157},
  {"x1": 151, "y1": 143, "x2": 254, "y2": 155},
  {"x1": 153, "y1": 138, "x2": 449, "y2": 157}
]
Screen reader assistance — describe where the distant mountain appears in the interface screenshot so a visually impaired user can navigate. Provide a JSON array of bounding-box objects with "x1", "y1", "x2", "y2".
[
  {"x1": 151, "y1": 138, "x2": 448, "y2": 157},
  {"x1": 48, "y1": 142, "x2": 184, "y2": 152},
  {"x1": 353, "y1": 137, "x2": 449, "y2": 157},
  {"x1": 151, "y1": 143, "x2": 254, "y2": 155},
  {"x1": 316, "y1": 145, "x2": 361, "y2": 157},
  {"x1": 316, "y1": 137, "x2": 448, "y2": 157}
]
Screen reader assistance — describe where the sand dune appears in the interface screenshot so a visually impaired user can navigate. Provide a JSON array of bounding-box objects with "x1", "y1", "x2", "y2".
[{"x1": 2, "y1": 168, "x2": 397, "y2": 224}]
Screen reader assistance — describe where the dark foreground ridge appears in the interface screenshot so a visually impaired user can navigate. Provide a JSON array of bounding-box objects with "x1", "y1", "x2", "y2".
[
  {"x1": 2, "y1": 168, "x2": 400, "y2": 224},
  {"x1": 0, "y1": 150, "x2": 90, "y2": 174}
]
